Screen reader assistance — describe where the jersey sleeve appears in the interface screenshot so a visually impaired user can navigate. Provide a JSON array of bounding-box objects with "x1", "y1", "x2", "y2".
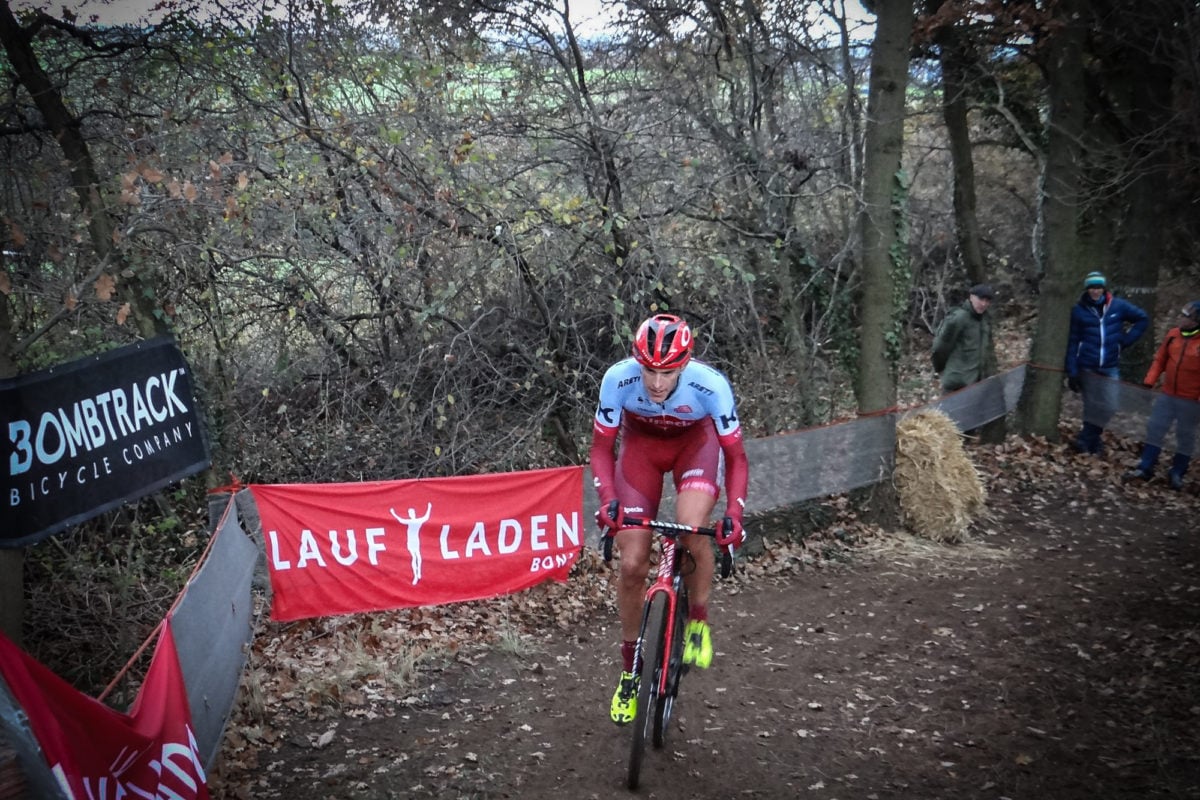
[
  {"x1": 593, "y1": 363, "x2": 624, "y2": 433},
  {"x1": 706, "y1": 369, "x2": 742, "y2": 439},
  {"x1": 719, "y1": 428, "x2": 749, "y2": 521},
  {"x1": 589, "y1": 366, "x2": 623, "y2": 503},
  {"x1": 707, "y1": 370, "x2": 748, "y2": 518}
]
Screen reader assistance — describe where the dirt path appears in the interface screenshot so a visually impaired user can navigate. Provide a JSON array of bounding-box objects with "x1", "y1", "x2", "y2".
[{"x1": 210, "y1": 453, "x2": 1200, "y2": 799}]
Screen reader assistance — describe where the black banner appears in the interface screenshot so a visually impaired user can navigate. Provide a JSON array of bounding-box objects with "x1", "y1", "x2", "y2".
[{"x1": 1, "y1": 337, "x2": 210, "y2": 548}]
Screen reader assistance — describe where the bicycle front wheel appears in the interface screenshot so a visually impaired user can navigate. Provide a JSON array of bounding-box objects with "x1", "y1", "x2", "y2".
[
  {"x1": 627, "y1": 592, "x2": 668, "y2": 791},
  {"x1": 654, "y1": 583, "x2": 688, "y2": 748}
]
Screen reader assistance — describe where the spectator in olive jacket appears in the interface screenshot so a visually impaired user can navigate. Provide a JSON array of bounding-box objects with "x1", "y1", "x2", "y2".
[{"x1": 932, "y1": 284, "x2": 997, "y2": 394}]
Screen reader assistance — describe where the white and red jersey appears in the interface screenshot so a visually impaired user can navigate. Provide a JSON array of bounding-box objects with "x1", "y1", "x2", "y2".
[
  {"x1": 593, "y1": 358, "x2": 742, "y2": 439},
  {"x1": 589, "y1": 357, "x2": 748, "y2": 520}
]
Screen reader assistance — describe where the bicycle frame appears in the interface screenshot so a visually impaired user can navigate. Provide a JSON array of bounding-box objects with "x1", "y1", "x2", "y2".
[
  {"x1": 632, "y1": 533, "x2": 684, "y2": 699},
  {"x1": 605, "y1": 517, "x2": 732, "y2": 790}
]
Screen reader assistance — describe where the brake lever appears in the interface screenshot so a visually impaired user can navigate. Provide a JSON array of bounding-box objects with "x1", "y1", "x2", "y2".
[{"x1": 719, "y1": 546, "x2": 735, "y2": 579}]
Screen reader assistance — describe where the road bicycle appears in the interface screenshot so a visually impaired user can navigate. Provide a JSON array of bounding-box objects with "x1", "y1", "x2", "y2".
[{"x1": 602, "y1": 515, "x2": 735, "y2": 791}]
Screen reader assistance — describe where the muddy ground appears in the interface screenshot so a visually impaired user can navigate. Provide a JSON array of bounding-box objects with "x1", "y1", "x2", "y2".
[{"x1": 209, "y1": 442, "x2": 1200, "y2": 799}]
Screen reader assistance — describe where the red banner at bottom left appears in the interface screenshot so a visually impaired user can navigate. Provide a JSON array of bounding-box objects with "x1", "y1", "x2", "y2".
[{"x1": 0, "y1": 618, "x2": 207, "y2": 800}]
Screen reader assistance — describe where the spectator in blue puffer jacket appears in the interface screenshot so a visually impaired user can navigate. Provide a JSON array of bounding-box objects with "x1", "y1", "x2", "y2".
[{"x1": 1064, "y1": 271, "x2": 1149, "y2": 454}]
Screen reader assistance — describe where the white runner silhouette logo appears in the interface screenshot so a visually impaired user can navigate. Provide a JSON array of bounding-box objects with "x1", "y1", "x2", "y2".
[{"x1": 389, "y1": 503, "x2": 432, "y2": 585}]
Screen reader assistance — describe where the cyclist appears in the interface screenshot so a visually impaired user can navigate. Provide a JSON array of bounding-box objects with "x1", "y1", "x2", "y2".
[{"x1": 591, "y1": 313, "x2": 749, "y2": 725}]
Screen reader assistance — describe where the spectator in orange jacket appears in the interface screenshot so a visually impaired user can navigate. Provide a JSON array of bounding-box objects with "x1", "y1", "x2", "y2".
[{"x1": 1124, "y1": 301, "x2": 1200, "y2": 490}]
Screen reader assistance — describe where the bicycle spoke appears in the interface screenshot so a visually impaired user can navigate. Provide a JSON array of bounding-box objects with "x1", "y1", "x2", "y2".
[
  {"x1": 655, "y1": 584, "x2": 687, "y2": 747},
  {"x1": 627, "y1": 592, "x2": 667, "y2": 790}
]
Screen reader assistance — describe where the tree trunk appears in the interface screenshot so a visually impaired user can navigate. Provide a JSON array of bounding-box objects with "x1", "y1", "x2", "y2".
[
  {"x1": 855, "y1": 0, "x2": 914, "y2": 415},
  {"x1": 1018, "y1": 0, "x2": 1088, "y2": 438},
  {"x1": 931, "y1": 4, "x2": 1003, "y2": 442},
  {"x1": 0, "y1": 4, "x2": 174, "y2": 643},
  {"x1": 936, "y1": 18, "x2": 986, "y2": 282},
  {"x1": 1109, "y1": 58, "x2": 1174, "y2": 383}
]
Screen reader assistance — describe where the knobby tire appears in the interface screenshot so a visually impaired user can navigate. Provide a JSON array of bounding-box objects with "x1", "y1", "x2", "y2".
[
  {"x1": 654, "y1": 583, "x2": 687, "y2": 748},
  {"x1": 627, "y1": 592, "x2": 668, "y2": 791}
]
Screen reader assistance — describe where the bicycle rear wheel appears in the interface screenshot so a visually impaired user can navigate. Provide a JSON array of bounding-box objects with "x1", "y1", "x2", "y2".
[{"x1": 627, "y1": 592, "x2": 668, "y2": 791}]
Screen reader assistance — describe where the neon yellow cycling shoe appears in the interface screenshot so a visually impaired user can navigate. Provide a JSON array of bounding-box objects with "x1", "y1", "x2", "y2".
[
  {"x1": 682, "y1": 620, "x2": 712, "y2": 669},
  {"x1": 610, "y1": 670, "x2": 638, "y2": 725}
]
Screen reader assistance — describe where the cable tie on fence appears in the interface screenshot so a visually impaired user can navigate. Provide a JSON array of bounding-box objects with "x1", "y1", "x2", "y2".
[{"x1": 207, "y1": 471, "x2": 244, "y2": 494}]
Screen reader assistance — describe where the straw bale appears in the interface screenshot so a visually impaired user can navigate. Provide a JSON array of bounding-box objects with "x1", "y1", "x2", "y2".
[{"x1": 893, "y1": 409, "x2": 986, "y2": 543}]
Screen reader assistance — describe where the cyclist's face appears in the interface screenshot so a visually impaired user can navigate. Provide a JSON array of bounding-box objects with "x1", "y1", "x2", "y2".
[{"x1": 641, "y1": 365, "x2": 682, "y2": 403}]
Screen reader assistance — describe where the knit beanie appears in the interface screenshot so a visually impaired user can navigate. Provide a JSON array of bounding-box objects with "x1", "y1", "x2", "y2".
[
  {"x1": 1083, "y1": 272, "x2": 1106, "y2": 288},
  {"x1": 1184, "y1": 301, "x2": 1200, "y2": 333}
]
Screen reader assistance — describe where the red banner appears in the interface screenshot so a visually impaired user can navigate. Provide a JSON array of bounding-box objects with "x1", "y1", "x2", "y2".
[
  {"x1": 0, "y1": 619, "x2": 208, "y2": 799},
  {"x1": 249, "y1": 466, "x2": 585, "y2": 621}
]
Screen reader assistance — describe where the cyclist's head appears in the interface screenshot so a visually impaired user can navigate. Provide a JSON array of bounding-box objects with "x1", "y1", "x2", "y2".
[{"x1": 632, "y1": 313, "x2": 693, "y2": 370}]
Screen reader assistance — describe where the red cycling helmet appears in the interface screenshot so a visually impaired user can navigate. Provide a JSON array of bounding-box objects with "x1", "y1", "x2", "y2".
[{"x1": 632, "y1": 314, "x2": 693, "y2": 369}]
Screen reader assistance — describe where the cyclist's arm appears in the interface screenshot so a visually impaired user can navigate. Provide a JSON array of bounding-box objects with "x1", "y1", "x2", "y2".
[
  {"x1": 589, "y1": 421, "x2": 619, "y2": 504},
  {"x1": 703, "y1": 365, "x2": 748, "y2": 519},
  {"x1": 718, "y1": 429, "x2": 748, "y2": 520},
  {"x1": 590, "y1": 363, "x2": 626, "y2": 504}
]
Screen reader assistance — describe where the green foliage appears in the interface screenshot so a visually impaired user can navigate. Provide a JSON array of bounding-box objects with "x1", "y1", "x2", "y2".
[{"x1": 23, "y1": 491, "x2": 210, "y2": 703}]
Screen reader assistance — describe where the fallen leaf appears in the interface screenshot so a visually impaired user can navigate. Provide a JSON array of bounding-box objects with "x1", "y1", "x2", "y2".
[
  {"x1": 95, "y1": 273, "x2": 116, "y2": 302},
  {"x1": 6, "y1": 218, "x2": 25, "y2": 247}
]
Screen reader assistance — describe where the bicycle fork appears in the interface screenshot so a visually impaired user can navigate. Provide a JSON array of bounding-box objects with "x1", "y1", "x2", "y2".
[{"x1": 633, "y1": 539, "x2": 682, "y2": 697}]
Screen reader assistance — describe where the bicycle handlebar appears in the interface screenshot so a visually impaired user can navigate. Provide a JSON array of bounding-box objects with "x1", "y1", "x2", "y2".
[
  {"x1": 599, "y1": 517, "x2": 736, "y2": 579},
  {"x1": 622, "y1": 517, "x2": 717, "y2": 536}
]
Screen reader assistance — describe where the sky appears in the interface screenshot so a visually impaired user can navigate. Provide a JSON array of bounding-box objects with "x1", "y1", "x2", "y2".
[
  {"x1": 12, "y1": 0, "x2": 622, "y2": 30},
  {"x1": 12, "y1": 0, "x2": 875, "y2": 37}
]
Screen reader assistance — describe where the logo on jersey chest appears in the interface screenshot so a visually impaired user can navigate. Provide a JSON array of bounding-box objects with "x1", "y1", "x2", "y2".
[{"x1": 634, "y1": 397, "x2": 694, "y2": 416}]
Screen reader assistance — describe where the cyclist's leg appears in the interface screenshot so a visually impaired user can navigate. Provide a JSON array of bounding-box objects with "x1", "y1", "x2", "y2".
[
  {"x1": 673, "y1": 426, "x2": 721, "y2": 668},
  {"x1": 610, "y1": 521, "x2": 651, "y2": 724},
  {"x1": 612, "y1": 430, "x2": 666, "y2": 650},
  {"x1": 673, "y1": 424, "x2": 722, "y2": 610},
  {"x1": 677, "y1": 489, "x2": 717, "y2": 667},
  {"x1": 610, "y1": 436, "x2": 665, "y2": 724},
  {"x1": 676, "y1": 489, "x2": 717, "y2": 608},
  {"x1": 614, "y1": 527, "x2": 653, "y2": 643}
]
